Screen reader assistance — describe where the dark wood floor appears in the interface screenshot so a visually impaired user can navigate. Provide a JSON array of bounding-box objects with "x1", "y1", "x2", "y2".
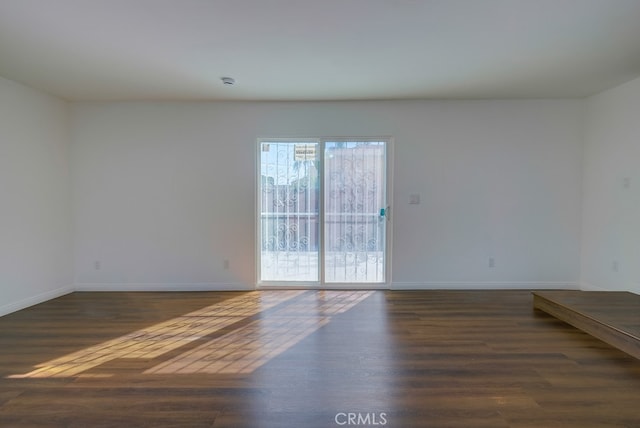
[
  {"x1": 533, "y1": 290, "x2": 640, "y2": 360},
  {"x1": 1, "y1": 290, "x2": 640, "y2": 427}
]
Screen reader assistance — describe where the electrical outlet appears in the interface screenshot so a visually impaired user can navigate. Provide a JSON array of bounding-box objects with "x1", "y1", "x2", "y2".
[
  {"x1": 409, "y1": 194, "x2": 421, "y2": 205},
  {"x1": 612, "y1": 261, "x2": 619, "y2": 272},
  {"x1": 488, "y1": 258, "x2": 495, "y2": 268},
  {"x1": 94, "y1": 261, "x2": 101, "y2": 270},
  {"x1": 223, "y1": 259, "x2": 230, "y2": 270}
]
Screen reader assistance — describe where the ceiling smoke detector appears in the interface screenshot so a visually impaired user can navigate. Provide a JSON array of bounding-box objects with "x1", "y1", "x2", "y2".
[{"x1": 221, "y1": 77, "x2": 235, "y2": 85}]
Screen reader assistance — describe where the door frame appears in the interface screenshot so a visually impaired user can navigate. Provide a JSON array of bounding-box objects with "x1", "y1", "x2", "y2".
[{"x1": 255, "y1": 137, "x2": 393, "y2": 289}]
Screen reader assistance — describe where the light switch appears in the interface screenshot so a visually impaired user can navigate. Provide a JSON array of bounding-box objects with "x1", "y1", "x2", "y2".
[{"x1": 409, "y1": 194, "x2": 420, "y2": 204}]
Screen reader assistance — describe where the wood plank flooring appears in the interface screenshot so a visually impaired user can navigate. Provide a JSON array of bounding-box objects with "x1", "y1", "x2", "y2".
[
  {"x1": 1, "y1": 290, "x2": 639, "y2": 427},
  {"x1": 533, "y1": 290, "x2": 640, "y2": 360}
]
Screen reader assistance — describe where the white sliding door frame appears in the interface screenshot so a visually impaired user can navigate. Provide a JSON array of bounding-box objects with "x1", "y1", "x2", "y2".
[{"x1": 256, "y1": 137, "x2": 393, "y2": 289}]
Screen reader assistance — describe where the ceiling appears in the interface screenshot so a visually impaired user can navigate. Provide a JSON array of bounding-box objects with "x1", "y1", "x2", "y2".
[{"x1": 1, "y1": 0, "x2": 640, "y2": 101}]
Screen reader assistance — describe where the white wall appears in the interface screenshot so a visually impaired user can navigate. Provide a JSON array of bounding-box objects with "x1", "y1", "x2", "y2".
[
  {"x1": 0, "y1": 77, "x2": 72, "y2": 316},
  {"x1": 582, "y1": 77, "x2": 640, "y2": 293},
  {"x1": 72, "y1": 99, "x2": 583, "y2": 290},
  {"x1": 3, "y1": 73, "x2": 637, "y2": 310}
]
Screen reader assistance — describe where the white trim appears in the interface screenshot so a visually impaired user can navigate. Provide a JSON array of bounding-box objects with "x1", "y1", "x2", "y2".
[
  {"x1": 385, "y1": 138, "x2": 394, "y2": 285},
  {"x1": 391, "y1": 281, "x2": 580, "y2": 290},
  {"x1": 257, "y1": 283, "x2": 389, "y2": 290},
  {"x1": 318, "y1": 139, "x2": 326, "y2": 285},
  {"x1": 0, "y1": 282, "x2": 585, "y2": 317},
  {"x1": 579, "y1": 281, "x2": 640, "y2": 293},
  {"x1": 75, "y1": 283, "x2": 254, "y2": 292},
  {"x1": 579, "y1": 281, "x2": 612, "y2": 291},
  {"x1": 0, "y1": 285, "x2": 74, "y2": 317},
  {"x1": 256, "y1": 136, "x2": 392, "y2": 288}
]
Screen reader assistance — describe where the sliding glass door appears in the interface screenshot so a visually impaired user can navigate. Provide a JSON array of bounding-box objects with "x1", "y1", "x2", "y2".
[
  {"x1": 258, "y1": 139, "x2": 389, "y2": 286},
  {"x1": 324, "y1": 141, "x2": 387, "y2": 283},
  {"x1": 259, "y1": 140, "x2": 320, "y2": 282}
]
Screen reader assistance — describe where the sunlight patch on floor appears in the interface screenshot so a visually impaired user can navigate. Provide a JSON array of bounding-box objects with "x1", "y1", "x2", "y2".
[
  {"x1": 146, "y1": 290, "x2": 373, "y2": 374},
  {"x1": 9, "y1": 290, "x2": 304, "y2": 378},
  {"x1": 9, "y1": 290, "x2": 373, "y2": 378}
]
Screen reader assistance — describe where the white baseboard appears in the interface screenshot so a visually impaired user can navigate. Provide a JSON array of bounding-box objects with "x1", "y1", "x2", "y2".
[
  {"x1": 0, "y1": 281, "x2": 583, "y2": 318},
  {"x1": 0, "y1": 285, "x2": 74, "y2": 317},
  {"x1": 579, "y1": 281, "x2": 611, "y2": 291},
  {"x1": 391, "y1": 281, "x2": 580, "y2": 290},
  {"x1": 580, "y1": 281, "x2": 640, "y2": 294},
  {"x1": 74, "y1": 282, "x2": 255, "y2": 292},
  {"x1": 258, "y1": 283, "x2": 389, "y2": 290}
]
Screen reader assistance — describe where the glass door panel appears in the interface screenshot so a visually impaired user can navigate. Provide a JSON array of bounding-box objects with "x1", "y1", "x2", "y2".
[
  {"x1": 259, "y1": 141, "x2": 320, "y2": 282},
  {"x1": 324, "y1": 141, "x2": 387, "y2": 283}
]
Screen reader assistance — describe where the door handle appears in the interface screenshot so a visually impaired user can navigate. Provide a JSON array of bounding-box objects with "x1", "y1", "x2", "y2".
[{"x1": 380, "y1": 206, "x2": 390, "y2": 222}]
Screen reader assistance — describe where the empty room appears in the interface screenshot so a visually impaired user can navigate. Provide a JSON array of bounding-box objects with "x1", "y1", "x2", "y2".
[{"x1": 1, "y1": 0, "x2": 640, "y2": 427}]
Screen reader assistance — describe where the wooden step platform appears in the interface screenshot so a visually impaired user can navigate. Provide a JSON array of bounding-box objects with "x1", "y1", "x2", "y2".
[{"x1": 533, "y1": 290, "x2": 640, "y2": 360}]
